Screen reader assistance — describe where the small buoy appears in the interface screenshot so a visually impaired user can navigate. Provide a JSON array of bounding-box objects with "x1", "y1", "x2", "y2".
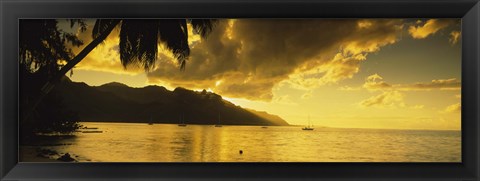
[{"x1": 239, "y1": 150, "x2": 243, "y2": 154}]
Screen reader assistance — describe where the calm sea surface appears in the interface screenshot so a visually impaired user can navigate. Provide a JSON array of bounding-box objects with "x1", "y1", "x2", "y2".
[{"x1": 35, "y1": 122, "x2": 461, "y2": 162}]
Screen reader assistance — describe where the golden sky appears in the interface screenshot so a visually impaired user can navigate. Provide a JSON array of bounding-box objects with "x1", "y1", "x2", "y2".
[{"x1": 60, "y1": 19, "x2": 461, "y2": 130}]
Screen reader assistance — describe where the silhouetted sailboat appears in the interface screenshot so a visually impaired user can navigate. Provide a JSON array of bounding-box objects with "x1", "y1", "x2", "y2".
[
  {"x1": 178, "y1": 114, "x2": 187, "y2": 127},
  {"x1": 302, "y1": 116, "x2": 314, "y2": 130}
]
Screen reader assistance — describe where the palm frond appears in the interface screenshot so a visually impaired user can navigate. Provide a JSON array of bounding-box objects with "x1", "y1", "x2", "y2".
[
  {"x1": 116, "y1": 19, "x2": 217, "y2": 71},
  {"x1": 119, "y1": 20, "x2": 159, "y2": 71},
  {"x1": 68, "y1": 19, "x2": 87, "y2": 32},
  {"x1": 119, "y1": 20, "x2": 142, "y2": 68},
  {"x1": 92, "y1": 19, "x2": 119, "y2": 39},
  {"x1": 158, "y1": 19, "x2": 190, "y2": 70},
  {"x1": 189, "y1": 19, "x2": 218, "y2": 37},
  {"x1": 136, "y1": 20, "x2": 159, "y2": 70}
]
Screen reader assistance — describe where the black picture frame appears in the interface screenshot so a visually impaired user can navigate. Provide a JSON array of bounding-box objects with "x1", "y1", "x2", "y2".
[{"x1": 1, "y1": 0, "x2": 479, "y2": 180}]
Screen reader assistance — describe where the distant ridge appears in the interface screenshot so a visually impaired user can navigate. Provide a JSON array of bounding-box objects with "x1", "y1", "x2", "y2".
[{"x1": 53, "y1": 79, "x2": 289, "y2": 126}]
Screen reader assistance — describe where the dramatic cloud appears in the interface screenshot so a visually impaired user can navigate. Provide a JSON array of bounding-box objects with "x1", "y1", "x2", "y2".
[
  {"x1": 357, "y1": 74, "x2": 459, "y2": 110},
  {"x1": 363, "y1": 74, "x2": 392, "y2": 90},
  {"x1": 358, "y1": 90, "x2": 424, "y2": 109},
  {"x1": 62, "y1": 19, "x2": 459, "y2": 102},
  {"x1": 360, "y1": 91, "x2": 405, "y2": 108},
  {"x1": 147, "y1": 19, "x2": 404, "y2": 100},
  {"x1": 401, "y1": 78, "x2": 461, "y2": 90},
  {"x1": 360, "y1": 74, "x2": 460, "y2": 91},
  {"x1": 408, "y1": 19, "x2": 457, "y2": 39}
]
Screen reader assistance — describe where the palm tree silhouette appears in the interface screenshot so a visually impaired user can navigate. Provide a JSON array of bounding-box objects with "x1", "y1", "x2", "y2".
[
  {"x1": 20, "y1": 19, "x2": 86, "y2": 134},
  {"x1": 23, "y1": 19, "x2": 217, "y2": 121}
]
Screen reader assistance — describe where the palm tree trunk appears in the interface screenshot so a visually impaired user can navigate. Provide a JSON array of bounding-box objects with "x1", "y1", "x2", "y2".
[{"x1": 22, "y1": 19, "x2": 121, "y2": 122}]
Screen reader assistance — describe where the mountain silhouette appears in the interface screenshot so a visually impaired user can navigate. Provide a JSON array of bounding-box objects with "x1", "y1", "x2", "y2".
[{"x1": 53, "y1": 77, "x2": 289, "y2": 126}]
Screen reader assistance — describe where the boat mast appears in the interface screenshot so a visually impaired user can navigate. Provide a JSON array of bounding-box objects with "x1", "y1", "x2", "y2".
[{"x1": 308, "y1": 115, "x2": 311, "y2": 127}]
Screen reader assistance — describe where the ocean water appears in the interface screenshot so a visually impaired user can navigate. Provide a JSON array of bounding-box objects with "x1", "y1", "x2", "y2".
[{"x1": 29, "y1": 122, "x2": 461, "y2": 162}]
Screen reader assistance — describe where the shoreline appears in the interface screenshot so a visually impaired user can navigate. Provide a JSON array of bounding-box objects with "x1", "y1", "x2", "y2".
[
  {"x1": 80, "y1": 122, "x2": 460, "y2": 131},
  {"x1": 20, "y1": 146, "x2": 78, "y2": 162},
  {"x1": 20, "y1": 146, "x2": 61, "y2": 162},
  {"x1": 80, "y1": 121, "x2": 291, "y2": 127}
]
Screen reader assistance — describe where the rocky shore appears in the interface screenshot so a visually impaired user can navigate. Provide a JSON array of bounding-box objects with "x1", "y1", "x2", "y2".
[{"x1": 20, "y1": 146, "x2": 78, "y2": 162}]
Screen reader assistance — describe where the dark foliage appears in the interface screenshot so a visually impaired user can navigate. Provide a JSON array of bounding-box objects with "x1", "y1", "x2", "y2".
[
  {"x1": 20, "y1": 68, "x2": 80, "y2": 143},
  {"x1": 189, "y1": 19, "x2": 217, "y2": 37},
  {"x1": 92, "y1": 19, "x2": 217, "y2": 71},
  {"x1": 19, "y1": 19, "x2": 85, "y2": 77},
  {"x1": 19, "y1": 19, "x2": 84, "y2": 141},
  {"x1": 19, "y1": 19, "x2": 218, "y2": 139}
]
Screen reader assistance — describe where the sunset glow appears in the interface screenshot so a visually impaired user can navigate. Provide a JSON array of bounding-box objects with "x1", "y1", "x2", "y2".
[{"x1": 61, "y1": 19, "x2": 461, "y2": 130}]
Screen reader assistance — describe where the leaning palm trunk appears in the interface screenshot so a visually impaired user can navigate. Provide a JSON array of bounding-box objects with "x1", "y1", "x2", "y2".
[
  {"x1": 22, "y1": 19, "x2": 121, "y2": 122},
  {"x1": 22, "y1": 19, "x2": 217, "y2": 123}
]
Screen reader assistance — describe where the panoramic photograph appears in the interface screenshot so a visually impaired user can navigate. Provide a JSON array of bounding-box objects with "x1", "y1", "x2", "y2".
[{"x1": 19, "y1": 18, "x2": 461, "y2": 162}]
